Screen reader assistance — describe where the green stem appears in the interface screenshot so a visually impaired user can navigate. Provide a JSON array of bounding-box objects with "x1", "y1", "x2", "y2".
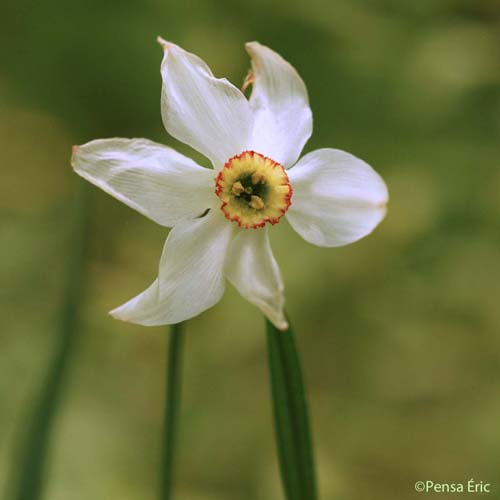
[
  {"x1": 160, "y1": 323, "x2": 185, "y2": 500},
  {"x1": 266, "y1": 317, "x2": 318, "y2": 500},
  {"x1": 7, "y1": 180, "x2": 91, "y2": 500}
]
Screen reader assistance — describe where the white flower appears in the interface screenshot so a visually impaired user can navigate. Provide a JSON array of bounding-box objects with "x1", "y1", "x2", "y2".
[{"x1": 71, "y1": 38, "x2": 388, "y2": 330}]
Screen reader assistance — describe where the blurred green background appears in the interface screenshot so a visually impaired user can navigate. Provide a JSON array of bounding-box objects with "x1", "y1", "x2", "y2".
[{"x1": 2, "y1": 0, "x2": 500, "y2": 499}]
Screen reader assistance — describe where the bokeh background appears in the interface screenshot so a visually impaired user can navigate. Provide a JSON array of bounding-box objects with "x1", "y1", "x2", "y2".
[{"x1": 2, "y1": 0, "x2": 500, "y2": 499}]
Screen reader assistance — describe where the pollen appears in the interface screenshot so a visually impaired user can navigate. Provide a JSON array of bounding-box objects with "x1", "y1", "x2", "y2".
[
  {"x1": 215, "y1": 151, "x2": 292, "y2": 229},
  {"x1": 251, "y1": 172, "x2": 265, "y2": 185},
  {"x1": 250, "y1": 195, "x2": 265, "y2": 210},
  {"x1": 231, "y1": 181, "x2": 245, "y2": 195}
]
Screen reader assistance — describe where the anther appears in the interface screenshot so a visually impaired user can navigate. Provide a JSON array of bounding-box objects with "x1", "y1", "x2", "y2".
[
  {"x1": 249, "y1": 195, "x2": 265, "y2": 210},
  {"x1": 231, "y1": 181, "x2": 245, "y2": 195},
  {"x1": 251, "y1": 172, "x2": 265, "y2": 185}
]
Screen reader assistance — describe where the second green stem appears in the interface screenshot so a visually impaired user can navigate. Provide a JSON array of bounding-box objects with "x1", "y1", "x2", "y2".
[
  {"x1": 266, "y1": 317, "x2": 318, "y2": 500},
  {"x1": 160, "y1": 323, "x2": 185, "y2": 500}
]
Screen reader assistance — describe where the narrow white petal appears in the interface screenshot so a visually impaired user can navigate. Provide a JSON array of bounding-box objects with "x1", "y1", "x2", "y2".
[
  {"x1": 225, "y1": 228, "x2": 287, "y2": 330},
  {"x1": 71, "y1": 138, "x2": 214, "y2": 227},
  {"x1": 287, "y1": 149, "x2": 388, "y2": 247},
  {"x1": 245, "y1": 42, "x2": 312, "y2": 168},
  {"x1": 110, "y1": 210, "x2": 234, "y2": 325},
  {"x1": 159, "y1": 38, "x2": 253, "y2": 169}
]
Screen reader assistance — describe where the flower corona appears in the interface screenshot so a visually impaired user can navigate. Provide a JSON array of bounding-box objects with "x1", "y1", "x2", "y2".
[{"x1": 215, "y1": 151, "x2": 292, "y2": 228}]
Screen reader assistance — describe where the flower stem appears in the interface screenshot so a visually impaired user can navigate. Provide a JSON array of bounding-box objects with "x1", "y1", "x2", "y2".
[
  {"x1": 160, "y1": 322, "x2": 185, "y2": 500},
  {"x1": 6, "y1": 180, "x2": 91, "y2": 500},
  {"x1": 266, "y1": 317, "x2": 318, "y2": 500}
]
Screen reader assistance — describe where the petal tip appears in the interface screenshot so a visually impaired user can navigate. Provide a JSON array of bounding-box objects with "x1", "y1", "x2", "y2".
[
  {"x1": 70, "y1": 145, "x2": 81, "y2": 169},
  {"x1": 245, "y1": 41, "x2": 266, "y2": 58},
  {"x1": 109, "y1": 306, "x2": 128, "y2": 322},
  {"x1": 278, "y1": 320, "x2": 289, "y2": 331},
  {"x1": 157, "y1": 36, "x2": 171, "y2": 50},
  {"x1": 270, "y1": 314, "x2": 289, "y2": 331},
  {"x1": 376, "y1": 186, "x2": 390, "y2": 215},
  {"x1": 245, "y1": 41, "x2": 259, "y2": 50}
]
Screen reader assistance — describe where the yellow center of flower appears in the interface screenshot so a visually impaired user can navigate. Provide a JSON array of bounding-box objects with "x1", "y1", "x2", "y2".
[{"x1": 215, "y1": 151, "x2": 293, "y2": 228}]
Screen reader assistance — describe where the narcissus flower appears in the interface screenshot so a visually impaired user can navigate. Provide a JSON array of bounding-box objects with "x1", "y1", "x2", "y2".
[{"x1": 71, "y1": 38, "x2": 388, "y2": 330}]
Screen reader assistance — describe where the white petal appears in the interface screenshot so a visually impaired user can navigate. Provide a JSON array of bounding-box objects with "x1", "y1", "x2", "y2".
[
  {"x1": 110, "y1": 211, "x2": 234, "y2": 325},
  {"x1": 287, "y1": 149, "x2": 388, "y2": 247},
  {"x1": 245, "y1": 42, "x2": 312, "y2": 168},
  {"x1": 225, "y1": 228, "x2": 287, "y2": 330},
  {"x1": 71, "y1": 138, "x2": 214, "y2": 227},
  {"x1": 159, "y1": 38, "x2": 253, "y2": 169}
]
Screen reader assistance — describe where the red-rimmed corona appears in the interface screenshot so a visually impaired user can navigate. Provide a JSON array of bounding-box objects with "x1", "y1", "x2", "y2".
[{"x1": 215, "y1": 151, "x2": 292, "y2": 229}]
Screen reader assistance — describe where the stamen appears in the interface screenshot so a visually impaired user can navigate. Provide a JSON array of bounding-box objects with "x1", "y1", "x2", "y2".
[
  {"x1": 232, "y1": 181, "x2": 245, "y2": 195},
  {"x1": 249, "y1": 195, "x2": 265, "y2": 210},
  {"x1": 241, "y1": 71, "x2": 255, "y2": 93},
  {"x1": 251, "y1": 172, "x2": 265, "y2": 185}
]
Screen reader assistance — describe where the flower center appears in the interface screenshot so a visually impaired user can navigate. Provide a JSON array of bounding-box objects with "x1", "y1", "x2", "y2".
[{"x1": 215, "y1": 151, "x2": 292, "y2": 228}]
